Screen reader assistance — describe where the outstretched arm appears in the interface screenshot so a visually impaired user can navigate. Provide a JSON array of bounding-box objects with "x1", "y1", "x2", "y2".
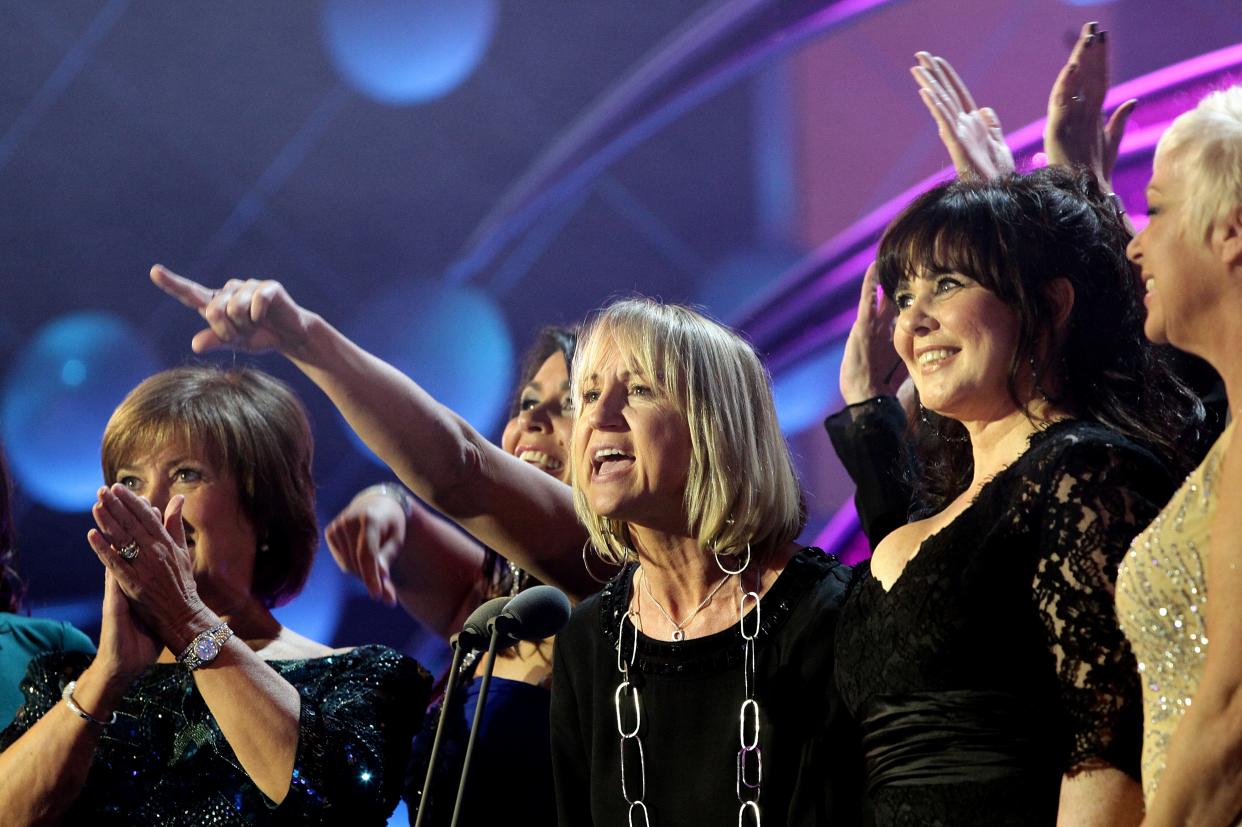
[{"x1": 149, "y1": 266, "x2": 593, "y2": 599}]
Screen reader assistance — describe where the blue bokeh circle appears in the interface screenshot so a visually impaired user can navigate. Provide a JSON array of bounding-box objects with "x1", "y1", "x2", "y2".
[
  {"x1": 341, "y1": 280, "x2": 514, "y2": 464},
  {"x1": 321, "y1": 0, "x2": 498, "y2": 105},
  {"x1": 1, "y1": 312, "x2": 162, "y2": 511}
]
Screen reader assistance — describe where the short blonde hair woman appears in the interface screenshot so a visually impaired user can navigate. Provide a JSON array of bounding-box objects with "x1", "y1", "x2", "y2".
[
  {"x1": 1116, "y1": 85, "x2": 1242, "y2": 825},
  {"x1": 552, "y1": 298, "x2": 861, "y2": 826}
]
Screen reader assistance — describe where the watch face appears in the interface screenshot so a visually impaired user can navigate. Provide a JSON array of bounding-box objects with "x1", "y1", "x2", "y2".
[{"x1": 194, "y1": 637, "x2": 220, "y2": 662}]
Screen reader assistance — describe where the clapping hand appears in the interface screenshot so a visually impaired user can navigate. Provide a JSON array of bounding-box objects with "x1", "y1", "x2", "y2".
[
  {"x1": 1045, "y1": 21, "x2": 1137, "y2": 189},
  {"x1": 911, "y1": 52, "x2": 1015, "y2": 181},
  {"x1": 840, "y1": 262, "x2": 905, "y2": 405}
]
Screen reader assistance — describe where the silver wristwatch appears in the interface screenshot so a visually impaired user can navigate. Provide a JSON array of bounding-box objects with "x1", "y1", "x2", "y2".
[{"x1": 177, "y1": 622, "x2": 234, "y2": 671}]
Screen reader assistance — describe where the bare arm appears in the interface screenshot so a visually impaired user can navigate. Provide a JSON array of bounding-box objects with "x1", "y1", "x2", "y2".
[
  {"x1": 1058, "y1": 769, "x2": 1145, "y2": 826},
  {"x1": 0, "y1": 572, "x2": 159, "y2": 826},
  {"x1": 326, "y1": 488, "x2": 487, "y2": 638},
  {"x1": 149, "y1": 266, "x2": 594, "y2": 598},
  {"x1": 1142, "y1": 435, "x2": 1242, "y2": 825}
]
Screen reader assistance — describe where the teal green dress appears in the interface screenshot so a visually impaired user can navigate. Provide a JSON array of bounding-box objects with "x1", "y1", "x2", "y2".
[{"x1": 0, "y1": 612, "x2": 95, "y2": 728}]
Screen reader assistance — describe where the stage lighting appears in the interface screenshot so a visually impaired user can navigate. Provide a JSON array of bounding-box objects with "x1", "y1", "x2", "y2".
[
  {"x1": 1, "y1": 312, "x2": 161, "y2": 511},
  {"x1": 321, "y1": 0, "x2": 497, "y2": 105}
]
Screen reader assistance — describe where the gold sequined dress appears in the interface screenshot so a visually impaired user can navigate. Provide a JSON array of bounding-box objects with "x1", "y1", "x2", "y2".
[{"x1": 1116, "y1": 421, "x2": 1235, "y2": 804}]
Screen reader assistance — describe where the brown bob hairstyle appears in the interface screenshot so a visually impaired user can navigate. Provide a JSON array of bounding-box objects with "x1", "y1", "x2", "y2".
[{"x1": 101, "y1": 366, "x2": 318, "y2": 608}]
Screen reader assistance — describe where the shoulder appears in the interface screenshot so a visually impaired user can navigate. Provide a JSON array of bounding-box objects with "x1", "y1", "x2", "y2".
[
  {"x1": 1025, "y1": 421, "x2": 1171, "y2": 492},
  {"x1": 272, "y1": 644, "x2": 430, "y2": 693},
  {"x1": 0, "y1": 613, "x2": 95, "y2": 656},
  {"x1": 763, "y1": 548, "x2": 853, "y2": 638}
]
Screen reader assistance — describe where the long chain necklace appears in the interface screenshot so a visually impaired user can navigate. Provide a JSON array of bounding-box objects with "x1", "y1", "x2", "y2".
[
  {"x1": 614, "y1": 545, "x2": 763, "y2": 827},
  {"x1": 638, "y1": 566, "x2": 733, "y2": 641}
]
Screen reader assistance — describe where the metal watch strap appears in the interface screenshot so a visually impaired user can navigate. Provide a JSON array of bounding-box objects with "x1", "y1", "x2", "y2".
[{"x1": 177, "y1": 621, "x2": 234, "y2": 671}]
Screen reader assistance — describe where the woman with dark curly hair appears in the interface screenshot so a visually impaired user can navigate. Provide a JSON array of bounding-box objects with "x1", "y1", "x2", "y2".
[
  {"x1": 832, "y1": 166, "x2": 1200, "y2": 824},
  {"x1": 0, "y1": 443, "x2": 96, "y2": 729},
  {"x1": 0, "y1": 366, "x2": 429, "y2": 825}
]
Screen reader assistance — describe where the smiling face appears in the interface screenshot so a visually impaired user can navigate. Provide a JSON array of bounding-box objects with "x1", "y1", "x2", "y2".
[
  {"x1": 115, "y1": 441, "x2": 259, "y2": 597},
  {"x1": 892, "y1": 270, "x2": 1022, "y2": 423},
  {"x1": 1128, "y1": 149, "x2": 1223, "y2": 351},
  {"x1": 572, "y1": 343, "x2": 693, "y2": 534},
  {"x1": 501, "y1": 351, "x2": 573, "y2": 483}
]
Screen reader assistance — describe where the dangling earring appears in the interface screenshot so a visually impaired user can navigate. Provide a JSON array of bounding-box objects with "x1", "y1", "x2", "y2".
[
  {"x1": 1028, "y1": 354, "x2": 1049, "y2": 403},
  {"x1": 713, "y1": 542, "x2": 752, "y2": 576},
  {"x1": 581, "y1": 538, "x2": 612, "y2": 585}
]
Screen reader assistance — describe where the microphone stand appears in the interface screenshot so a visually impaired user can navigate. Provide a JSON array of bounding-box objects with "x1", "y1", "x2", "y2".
[
  {"x1": 412, "y1": 638, "x2": 467, "y2": 827},
  {"x1": 448, "y1": 621, "x2": 505, "y2": 827}
]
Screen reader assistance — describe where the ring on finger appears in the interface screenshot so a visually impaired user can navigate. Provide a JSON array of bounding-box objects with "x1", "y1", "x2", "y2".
[{"x1": 117, "y1": 541, "x2": 140, "y2": 561}]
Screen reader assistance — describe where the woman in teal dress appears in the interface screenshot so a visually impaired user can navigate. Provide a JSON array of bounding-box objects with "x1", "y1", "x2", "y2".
[{"x1": 0, "y1": 443, "x2": 96, "y2": 729}]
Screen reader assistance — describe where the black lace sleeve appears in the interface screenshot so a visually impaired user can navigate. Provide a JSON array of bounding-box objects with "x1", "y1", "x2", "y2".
[
  {"x1": 824, "y1": 396, "x2": 912, "y2": 548},
  {"x1": 1031, "y1": 438, "x2": 1171, "y2": 777}
]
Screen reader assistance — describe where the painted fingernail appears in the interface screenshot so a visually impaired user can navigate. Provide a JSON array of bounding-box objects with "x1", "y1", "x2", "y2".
[
  {"x1": 1097, "y1": 29, "x2": 1107, "y2": 44},
  {"x1": 1087, "y1": 21, "x2": 1099, "y2": 35}
]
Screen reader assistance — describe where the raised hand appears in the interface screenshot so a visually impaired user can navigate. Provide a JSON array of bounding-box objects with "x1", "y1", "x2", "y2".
[
  {"x1": 87, "y1": 486, "x2": 214, "y2": 652},
  {"x1": 325, "y1": 492, "x2": 407, "y2": 607},
  {"x1": 911, "y1": 52, "x2": 1014, "y2": 181},
  {"x1": 1046, "y1": 21, "x2": 1137, "y2": 189},
  {"x1": 840, "y1": 262, "x2": 905, "y2": 405},
  {"x1": 93, "y1": 569, "x2": 162, "y2": 682},
  {"x1": 149, "y1": 265, "x2": 315, "y2": 358}
]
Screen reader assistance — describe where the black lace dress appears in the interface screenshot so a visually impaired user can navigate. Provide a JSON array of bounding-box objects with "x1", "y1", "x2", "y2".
[{"x1": 834, "y1": 421, "x2": 1172, "y2": 825}]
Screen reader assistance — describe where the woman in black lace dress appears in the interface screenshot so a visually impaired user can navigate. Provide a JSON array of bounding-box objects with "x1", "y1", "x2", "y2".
[{"x1": 833, "y1": 167, "x2": 1200, "y2": 825}]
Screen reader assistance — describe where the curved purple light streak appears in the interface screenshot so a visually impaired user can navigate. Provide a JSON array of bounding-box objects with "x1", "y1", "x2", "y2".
[{"x1": 800, "y1": 42, "x2": 1242, "y2": 557}]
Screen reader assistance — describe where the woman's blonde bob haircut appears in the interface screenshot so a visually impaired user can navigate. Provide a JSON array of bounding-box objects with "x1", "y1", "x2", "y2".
[
  {"x1": 101, "y1": 365, "x2": 318, "y2": 608},
  {"x1": 1157, "y1": 85, "x2": 1242, "y2": 240},
  {"x1": 570, "y1": 298, "x2": 805, "y2": 565}
]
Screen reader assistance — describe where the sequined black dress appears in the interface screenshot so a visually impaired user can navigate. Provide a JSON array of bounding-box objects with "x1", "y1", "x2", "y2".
[
  {"x1": 0, "y1": 644, "x2": 430, "y2": 825},
  {"x1": 834, "y1": 422, "x2": 1172, "y2": 826}
]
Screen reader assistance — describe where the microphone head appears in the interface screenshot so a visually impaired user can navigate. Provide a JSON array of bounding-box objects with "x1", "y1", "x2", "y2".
[
  {"x1": 456, "y1": 595, "x2": 512, "y2": 651},
  {"x1": 493, "y1": 585, "x2": 572, "y2": 642}
]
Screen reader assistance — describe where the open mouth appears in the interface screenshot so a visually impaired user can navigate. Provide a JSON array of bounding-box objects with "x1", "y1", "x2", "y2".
[
  {"x1": 517, "y1": 448, "x2": 564, "y2": 474},
  {"x1": 592, "y1": 446, "x2": 635, "y2": 478},
  {"x1": 916, "y1": 347, "x2": 959, "y2": 370}
]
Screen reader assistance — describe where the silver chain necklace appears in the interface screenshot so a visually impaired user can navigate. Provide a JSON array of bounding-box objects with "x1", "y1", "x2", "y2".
[
  {"x1": 613, "y1": 545, "x2": 762, "y2": 827},
  {"x1": 638, "y1": 566, "x2": 734, "y2": 641}
]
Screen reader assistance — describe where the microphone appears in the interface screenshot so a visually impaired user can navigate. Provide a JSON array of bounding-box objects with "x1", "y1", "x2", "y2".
[
  {"x1": 455, "y1": 595, "x2": 513, "y2": 651},
  {"x1": 493, "y1": 584, "x2": 572, "y2": 641},
  {"x1": 449, "y1": 586, "x2": 572, "y2": 827},
  {"x1": 413, "y1": 595, "x2": 512, "y2": 827}
]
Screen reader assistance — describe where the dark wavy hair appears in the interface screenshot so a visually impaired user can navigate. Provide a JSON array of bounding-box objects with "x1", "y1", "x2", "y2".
[
  {"x1": 876, "y1": 165, "x2": 1202, "y2": 511},
  {"x1": 101, "y1": 366, "x2": 318, "y2": 608},
  {"x1": 0, "y1": 443, "x2": 23, "y2": 614},
  {"x1": 482, "y1": 325, "x2": 578, "y2": 598}
]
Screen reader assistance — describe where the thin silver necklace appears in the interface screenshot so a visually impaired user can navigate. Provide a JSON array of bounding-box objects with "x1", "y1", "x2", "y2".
[{"x1": 638, "y1": 566, "x2": 733, "y2": 641}]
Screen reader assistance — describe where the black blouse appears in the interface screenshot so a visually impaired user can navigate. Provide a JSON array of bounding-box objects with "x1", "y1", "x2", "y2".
[{"x1": 551, "y1": 548, "x2": 863, "y2": 826}]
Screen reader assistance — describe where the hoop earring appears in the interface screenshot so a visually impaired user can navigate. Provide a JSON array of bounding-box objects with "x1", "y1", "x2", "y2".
[
  {"x1": 582, "y1": 539, "x2": 613, "y2": 585},
  {"x1": 713, "y1": 542, "x2": 751, "y2": 576}
]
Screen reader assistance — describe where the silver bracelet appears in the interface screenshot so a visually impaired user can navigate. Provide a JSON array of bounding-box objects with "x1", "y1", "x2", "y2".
[
  {"x1": 62, "y1": 679, "x2": 116, "y2": 726},
  {"x1": 355, "y1": 482, "x2": 416, "y2": 515}
]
